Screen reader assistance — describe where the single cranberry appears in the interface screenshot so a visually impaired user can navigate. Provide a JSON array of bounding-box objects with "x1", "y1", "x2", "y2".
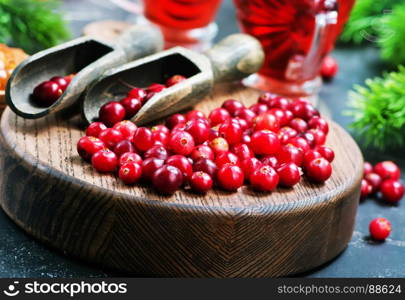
[
  {"x1": 152, "y1": 165, "x2": 183, "y2": 194},
  {"x1": 254, "y1": 112, "x2": 280, "y2": 132},
  {"x1": 190, "y1": 145, "x2": 215, "y2": 161},
  {"x1": 215, "y1": 152, "x2": 240, "y2": 168},
  {"x1": 291, "y1": 102, "x2": 319, "y2": 121},
  {"x1": 308, "y1": 116, "x2": 329, "y2": 134},
  {"x1": 241, "y1": 157, "x2": 262, "y2": 180},
  {"x1": 99, "y1": 101, "x2": 126, "y2": 127},
  {"x1": 231, "y1": 143, "x2": 254, "y2": 161},
  {"x1": 303, "y1": 150, "x2": 322, "y2": 168},
  {"x1": 209, "y1": 108, "x2": 231, "y2": 126},
  {"x1": 120, "y1": 97, "x2": 142, "y2": 119},
  {"x1": 250, "y1": 165, "x2": 279, "y2": 192},
  {"x1": 287, "y1": 136, "x2": 310, "y2": 153},
  {"x1": 208, "y1": 127, "x2": 220, "y2": 140},
  {"x1": 77, "y1": 136, "x2": 105, "y2": 161},
  {"x1": 185, "y1": 119, "x2": 210, "y2": 145},
  {"x1": 222, "y1": 99, "x2": 244, "y2": 116},
  {"x1": 284, "y1": 110, "x2": 294, "y2": 124},
  {"x1": 261, "y1": 155, "x2": 279, "y2": 168},
  {"x1": 209, "y1": 137, "x2": 229, "y2": 155},
  {"x1": 289, "y1": 118, "x2": 308, "y2": 133},
  {"x1": 50, "y1": 76, "x2": 69, "y2": 91},
  {"x1": 33, "y1": 81, "x2": 63, "y2": 106},
  {"x1": 146, "y1": 83, "x2": 165, "y2": 94},
  {"x1": 190, "y1": 172, "x2": 213, "y2": 193},
  {"x1": 315, "y1": 146, "x2": 335, "y2": 162},
  {"x1": 144, "y1": 145, "x2": 169, "y2": 160},
  {"x1": 374, "y1": 161, "x2": 401, "y2": 181},
  {"x1": 86, "y1": 122, "x2": 107, "y2": 138},
  {"x1": 299, "y1": 131, "x2": 316, "y2": 149},
  {"x1": 270, "y1": 97, "x2": 290, "y2": 110},
  {"x1": 166, "y1": 113, "x2": 186, "y2": 129},
  {"x1": 321, "y1": 56, "x2": 338, "y2": 80},
  {"x1": 142, "y1": 158, "x2": 165, "y2": 181},
  {"x1": 171, "y1": 123, "x2": 187, "y2": 133},
  {"x1": 119, "y1": 152, "x2": 142, "y2": 166},
  {"x1": 380, "y1": 179, "x2": 404, "y2": 203},
  {"x1": 168, "y1": 131, "x2": 195, "y2": 155},
  {"x1": 91, "y1": 149, "x2": 118, "y2": 172},
  {"x1": 276, "y1": 144, "x2": 304, "y2": 166},
  {"x1": 119, "y1": 162, "x2": 142, "y2": 184},
  {"x1": 150, "y1": 130, "x2": 168, "y2": 146},
  {"x1": 360, "y1": 179, "x2": 372, "y2": 199},
  {"x1": 218, "y1": 121, "x2": 243, "y2": 145},
  {"x1": 99, "y1": 128, "x2": 125, "y2": 149},
  {"x1": 268, "y1": 108, "x2": 288, "y2": 126},
  {"x1": 151, "y1": 125, "x2": 170, "y2": 134},
  {"x1": 363, "y1": 162, "x2": 374, "y2": 176},
  {"x1": 234, "y1": 108, "x2": 256, "y2": 127},
  {"x1": 132, "y1": 127, "x2": 154, "y2": 152},
  {"x1": 277, "y1": 163, "x2": 301, "y2": 187},
  {"x1": 364, "y1": 172, "x2": 382, "y2": 193},
  {"x1": 113, "y1": 120, "x2": 137, "y2": 140},
  {"x1": 257, "y1": 92, "x2": 274, "y2": 106},
  {"x1": 369, "y1": 217, "x2": 391, "y2": 241},
  {"x1": 127, "y1": 87, "x2": 147, "y2": 101},
  {"x1": 166, "y1": 74, "x2": 186, "y2": 87},
  {"x1": 166, "y1": 155, "x2": 193, "y2": 181},
  {"x1": 305, "y1": 157, "x2": 332, "y2": 182},
  {"x1": 193, "y1": 158, "x2": 218, "y2": 179},
  {"x1": 113, "y1": 140, "x2": 136, "y2": 157},
  {"x1": 186, "y1": 110, "x2": 206, "y2": 121},
  {"x1": 249, "y1": 103, "x2": 268, "y2": 115},
  {"x1": 234, "y1": 117, "x2": 249, "y2": 131},
  {"x1": 308, "y1": 128, "x2": 326, "y2": 146},
  {"x1": 217, "y1": 164, "x2": 244, "y2": 191},
  {"x1": 278, "y1": 126, "x2": 298, "y2": 144},
  {"x1": 250, "y1": 130, "x2": 280, "y2": 155}
]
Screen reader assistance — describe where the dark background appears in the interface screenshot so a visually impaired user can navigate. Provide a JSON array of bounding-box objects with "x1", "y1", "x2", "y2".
[{"x1": 0, "y1": 0, "x2": 404, "y2": 277}]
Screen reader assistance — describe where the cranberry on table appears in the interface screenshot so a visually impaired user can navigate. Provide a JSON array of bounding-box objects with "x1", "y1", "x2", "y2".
[
  {"x1": 360, "y1": 179, "x2": 372, "y2": 199},
  {"x1": 321, "y1": 56, "x2": 339, "y2": 80},
  {"x1": 209, "y1": 137, "x2": 229, "y2": 155},
  {"x1": 257, "y1": 92, "x2": 274, "y2": 106},
  {"x1": 99, "y1": 128, "x2": 125, "y2": 149},
  {"x1": 190, "y1": 172, "x2": 213, "y2": 193},
  {"x1": 113, "y1": 120, "x2": 137, "y2": 140},
  {"x1": 120, "y1": 97, "x2": 142, "y2": 119},
  {"x1": 364, "y1": 172, "x2": 382, "y2": 193},
  {"x1": 119, "y1": 162, "x2": 142, "y2": 185},
  {"x1": 380, "y1": 179, "x2": 404, "y2": 203},
  {"x1": 146, "y1": 83, "x2": 166, "y2": 94},
  {"x1": 50, "y1": 76, "x2": 69, "y2": 91},
  {"x1": 287, "y1": 136, "x2": 310, "y2": 153},
  {"x1": 289, "y1": 118, "x2": 308, "y2": 133},
  {"x1": 132, "y1": 127, "x2": 155, "y2": 152},
  {"x1": 250, "y1": 130, "x2": 280, "y2": 155},
  {"x1": 315, "y1": 146, "x2": 335, "y2": 162},
  {"x1": 250, "y1": 165, "x2": 279, "y2": 192},
  {"x1": 374, "y1": 161, "x2": 401, "y2": 181},
  {"x1": 250, "y1": 103, "x2": 268, "y2": 116},
  {"x1": 166, "y1": 155, "x2": 193, "y2": 181},
  {"x1": 268, "y1": 108, "x2": 288, "y2": 126},
  {"x1": 77, "y1": 136, "x2": 105, "y2": 161},
  {"x1": 231, "y1": 143, "x2": 254, "y2": 161},
  {"x1": 241, "y1": 157, "x2": 262, "y2": 180},
  {"x1": 142, "y1": 158, "x2": 165, "y2": 182},
  {"x1": 98, "y1": 101, "x2": 126, "y2": 127},
  {"x1": 278, "y1": 126, "x2": 298, "y2": 144},
  {"x1": 277, "y1": 163, "x2": 301, "y2": 187},
  {"x1": 166, "y1": 74, "x2": 186, "y2": 87},
  {"x1": 152, "y1": 165, "x2": 183, "y2": 195},
  {"x1": 113, "y1": 140, "x2": 136, "y2": 157},
  {"x1": 269, "y1": 96, "x2": 290, "y2": 110},
  {"x1": 222, "y1": 99, "x2": 244, "y2": 116},
  {"x1": 33, "y1": 81, "x2": 63, "y2": 106},
  {"x1": 151, "y1": 130, "x2": 169, "y2": 146},
  {"x1": 127, "y1": 87, "x2": 147, "y2": 101},
  {"x1": 143, "y1": 145, "x2": 169, "y2": 160},
  {"x1": 234, "y1": 108, "x2": 256, "y2": 127},
  {"x1": 369, "y1": 217, "x2": 391, "y2": 241},
  {"x1": 119, "y1": 152, "x2": 142, "y2": 166},
  {"x1": 185, "y1": 110, "x2": 206, "y2": 121},
  {"x1": 193, "y1": 158, "x2": 218, "y2": 179},
  {"x1": 151, "y1": 125, "x2": 170, "y2": 134},
  {"x1": 219, "y1": 121, "x2": 243, "y2": 145},
  {"x1": 276, "y1": 144, "x2": 304, "y2": 166},
  {"x1": 86, "y1": 122, "x2": 107, "y2": 138},
  {"x1": 363, "y1": 162, "x2": 373, "y2": 176},
  {"x1": 185, "y1": 119, "x2": 210, "y2": 145},
  {"x1": 305, "y1": 157, "x2": 332, "y2": 183},
  {"x1": 254, "y1": 112, "x2": 280, "y2": 132},
  {"x1": 308, "y1": 128, "x2": 326, "y2": 146},
  {"x1": 168, "y1": 131, "x2": 195, "y2": 156},
  {"x1": 303, "y1": 150, "x2": 322, "y2": 168},
  {"x1": 290, "y1": 101, "x2": 319, "y2": 121},
  {"x1": 217, "y1": 164, "x2": 244, "y2": 191},
  {"x1": 91, "y1": 149, "x2": 118, "y2": 173},
  {"x1": 308, "y1": 116, "x2": 329, "y2": 134},
  {"x1": 166, "y1": 113, "x2": 186, "y2": 129},
  {"x1": 208, "y1": 108, "x2": 231, "y2": 126},
  {"x1": 261, "y1": 155, "x2": 278, "y2": 168},
  {"x1": 215, "y1": 152, "x2": 240, "y2": 168},
  {"x1": 190, "y1": 145, "x2": 215, "y2": 161}
]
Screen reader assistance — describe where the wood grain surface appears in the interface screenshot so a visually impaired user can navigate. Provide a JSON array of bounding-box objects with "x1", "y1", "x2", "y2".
[{"x1": 0, "y1": 84, "x2": 363, "y2": 277}]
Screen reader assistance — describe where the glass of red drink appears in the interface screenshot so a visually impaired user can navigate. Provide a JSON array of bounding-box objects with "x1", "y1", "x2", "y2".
[
  {"x1": 234, "y1": 0, "x2": 355, "y2": 97},
  {"x1": 142, "y1": 0, "x2": 223, "y2": 51}
]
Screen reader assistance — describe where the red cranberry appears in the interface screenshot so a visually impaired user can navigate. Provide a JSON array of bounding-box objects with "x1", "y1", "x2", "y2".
[
  {"x1": 215, "y1": 152, "x2": 240, "y2": 168},
  {"x1": 99, "y1": 101, "x2": 126, "y2": 127},
  {"x1": 209, "y1": 127, "x2": 220, "y2": 140},
  {"x1": 360, "y1": 179, "x2": 372, "y2": 199},
  {"x1": 250, "y1": 130, "x2": 280, "y2": 155},
  {"x1": 268, "y1": 108, "x2": 288, "y2": 126},
  {"x1": 209, "y1": 108, "x2": 231, "y2": 126},
  {"x1": 278, "y1": 127, "x2": 298, "y2": 144},
  {"x1": 249, "y1": 103, "x2": 268, "y2": 115},
  {"x1": 257, "y1": 92, "x2": 274, "y2": 106},
  {"x1": 142, "y1": 158, "x2": 165, "y2": 181},
  {"x1": 193, "y1": 158, "x2": 218, "y2": 179},
  {"x1": 231, "y1": 143, "x2": 254, "y2": 161},
  {"x1": 299, "y1": 131, "x2": 316, "y2": 149},
  {"x1": 91, "y1": 149, "x2": 118, "y2": 173},
  {"x1": 364, "y1": 162, "x2": 373, "y2": 176},
  {"x1": 380, "y1": 179, "x2": 404, "y2": 203},
  {"x1": 166, "y1": 113, "x2": 186, "y2": 129},
  {"x1": 308, "y1": 116, "x2": 329, "y2": 134},
  {"x1": 77, "y1": 136, "x2": 105, "y2": 161},
  {"x1": 152, "y1": 165, "x2": 183, "y2": 194},
  {"x1": 234, "y1": 117, "x2": 249, "y2": 131},
  {"x1": 119, "y1": 162, "x2": 142, "y2": 184},
  {"x1": 120, "y1": 97, "x2": 142, "y2": 119},
  {"x1": 270, "y1": 96, "x2": 290, "y2": 110},
  {"x1": 217, "y1": 165, "x2": 244, "y2": 191},
  {"x1": 277, "y1": 163, "x2": 301, "y2": 187},
  {"x1": 119, "y1": 152, "x2": 142, "y2": 166},
  {"x1": 146, "y1": 83, "x2": 166, "y2": 94},
  {"x1": 185, "y1": 119, "x2": 210, "y2": 145},
  {"x1": 315, "y1": 146, "x2": 335, "y2": 162},
  {"x1": 127, "y1": 87, "x2": 147, "y2": 101},
  {"x1": 190, "y1": 145, "x2": 215, "y2": 161},
  {"x1": 113, "y1": 140, "x2": 136, "y2": 157},
  {"x1": 242, "y1": 133, "x2": 251, "y2": 145},
  {"x1": 374, "y1": 161, "x2": 400, "y2": 181},
  {"x1": 144, "y1": 145, "x2": 169, "y2": 160},
  {"x1": 99, "y1": 128, "x2": 125, "y2": 149},
  {"x1": 166, "y1": 155, "x2": 193, "y2": 181},
  {"x1": 254, "y1": 112, "x2": 280, "y2": 132},
  {"x1": 234, "y1": 108, "x2": 256, "y2": 127},
  {"x1": 86, "y1": 122, "x2": 107, "y2": 138},
  {"x1": 113, "y1": 120, "x2": 137, "y2": 140},
  {"x1": 186, "y1": 110, "x2": 205, "y2": 121},
  {"x1": 171, "y1": 123, "x2": 187, "y2": 133},
  {"x1": 289, "y1": 118, "x2": 308, "y2": 133},
  {"x1": 151, "y1": 125, "x2": 170, "y2": 134},
  {"x1": 369, "y1": 217, "x2": 391, "y2": 241},
  {"x1": 364, "y1": 172, "x2": 382, "y2": 193},
  {"x1": 241, "y1": 157, "x2": 262, "y2": 180},
  {"x1": 33, "y1": 81, "x2": 63, "y2": 106},
  {"x1": 209, "y1": 137, "x2": 229, "y2": 155},
  {"x1": 218, "y1": 121, "x2": 243, "y2": 145},
  {"x1": 190, "y1": 172, "x2": 213, "y2": 193},
  {"x1": 222, "y1": 99, "x2": 244, "y2": 116},
  {"x1": 308, "y1": 128, "x2": 326, "y2": 146},
  {"x1": 321, "y1": 56, "x2": 338, "y2": 80},
  {"x1": 303, "y1": 150, "x2": 322, "y2": 168},
  {"x1": 168, "y1": 131, "x2": 195, "y2": 156},
  {"x1": 152, "y1": 130, "x2": 169, "y2": 146},
  {"x1": 50, "y1": 76, "x2": 69, "y2": 91},
  {"x1": 261, "y1": 155, "x2": 278, "y2": 168},
  {"x1": 132, "y1": 127, "x2": 154, "y2": 152},
  {"x1": 276, "y1": 144, "x2": 304, "y2": 166},
  {"x1": 288, "y1": 136, "x2": 310, "y2": 152},
  {"x1": 305, "y1": 157, "x2": 332, "y2": 182},
  {"x1": 166, "y1": 74, "x2": 186, "y2": 87},
  {"x1": 290, "y1": 101, "x2": 319, "y2": 121},
  {"x1": 250, "y1": 165, "x2": 279, "y2": 192}
]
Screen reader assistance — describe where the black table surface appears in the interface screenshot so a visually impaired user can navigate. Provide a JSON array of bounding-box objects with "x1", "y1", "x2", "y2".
[{"x1": 1, "y1": 0, "x2": 404, "y2": 278}]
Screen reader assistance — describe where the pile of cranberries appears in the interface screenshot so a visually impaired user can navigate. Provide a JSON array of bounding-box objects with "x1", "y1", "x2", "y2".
[
  {"x1": 97, "y1": 75, "x2": 186, "y2": 127},
  {"x1": 77, "y1": 92, "x2": 334, "y2": 195},
  {"x1": 33, "y1": 75, "x2": 74, "y2": 106}
]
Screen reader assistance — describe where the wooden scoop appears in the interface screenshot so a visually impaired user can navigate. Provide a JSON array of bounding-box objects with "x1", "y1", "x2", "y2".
[
  {"x1": 83, "y1": 34, "x2": 264, "y2": 125},
  {"x1": 6, "y1": 25, "x2": 163, "y2": 119}
]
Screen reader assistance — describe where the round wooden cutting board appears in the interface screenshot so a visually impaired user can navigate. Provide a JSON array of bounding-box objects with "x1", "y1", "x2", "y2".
[{"x1": 0, "y1": 84, "x2": 363, "y2": 277}]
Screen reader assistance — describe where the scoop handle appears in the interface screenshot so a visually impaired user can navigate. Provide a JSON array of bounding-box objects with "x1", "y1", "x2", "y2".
[{"x1": 205, "y1": 33, "x2": 264, "y2": 83}]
